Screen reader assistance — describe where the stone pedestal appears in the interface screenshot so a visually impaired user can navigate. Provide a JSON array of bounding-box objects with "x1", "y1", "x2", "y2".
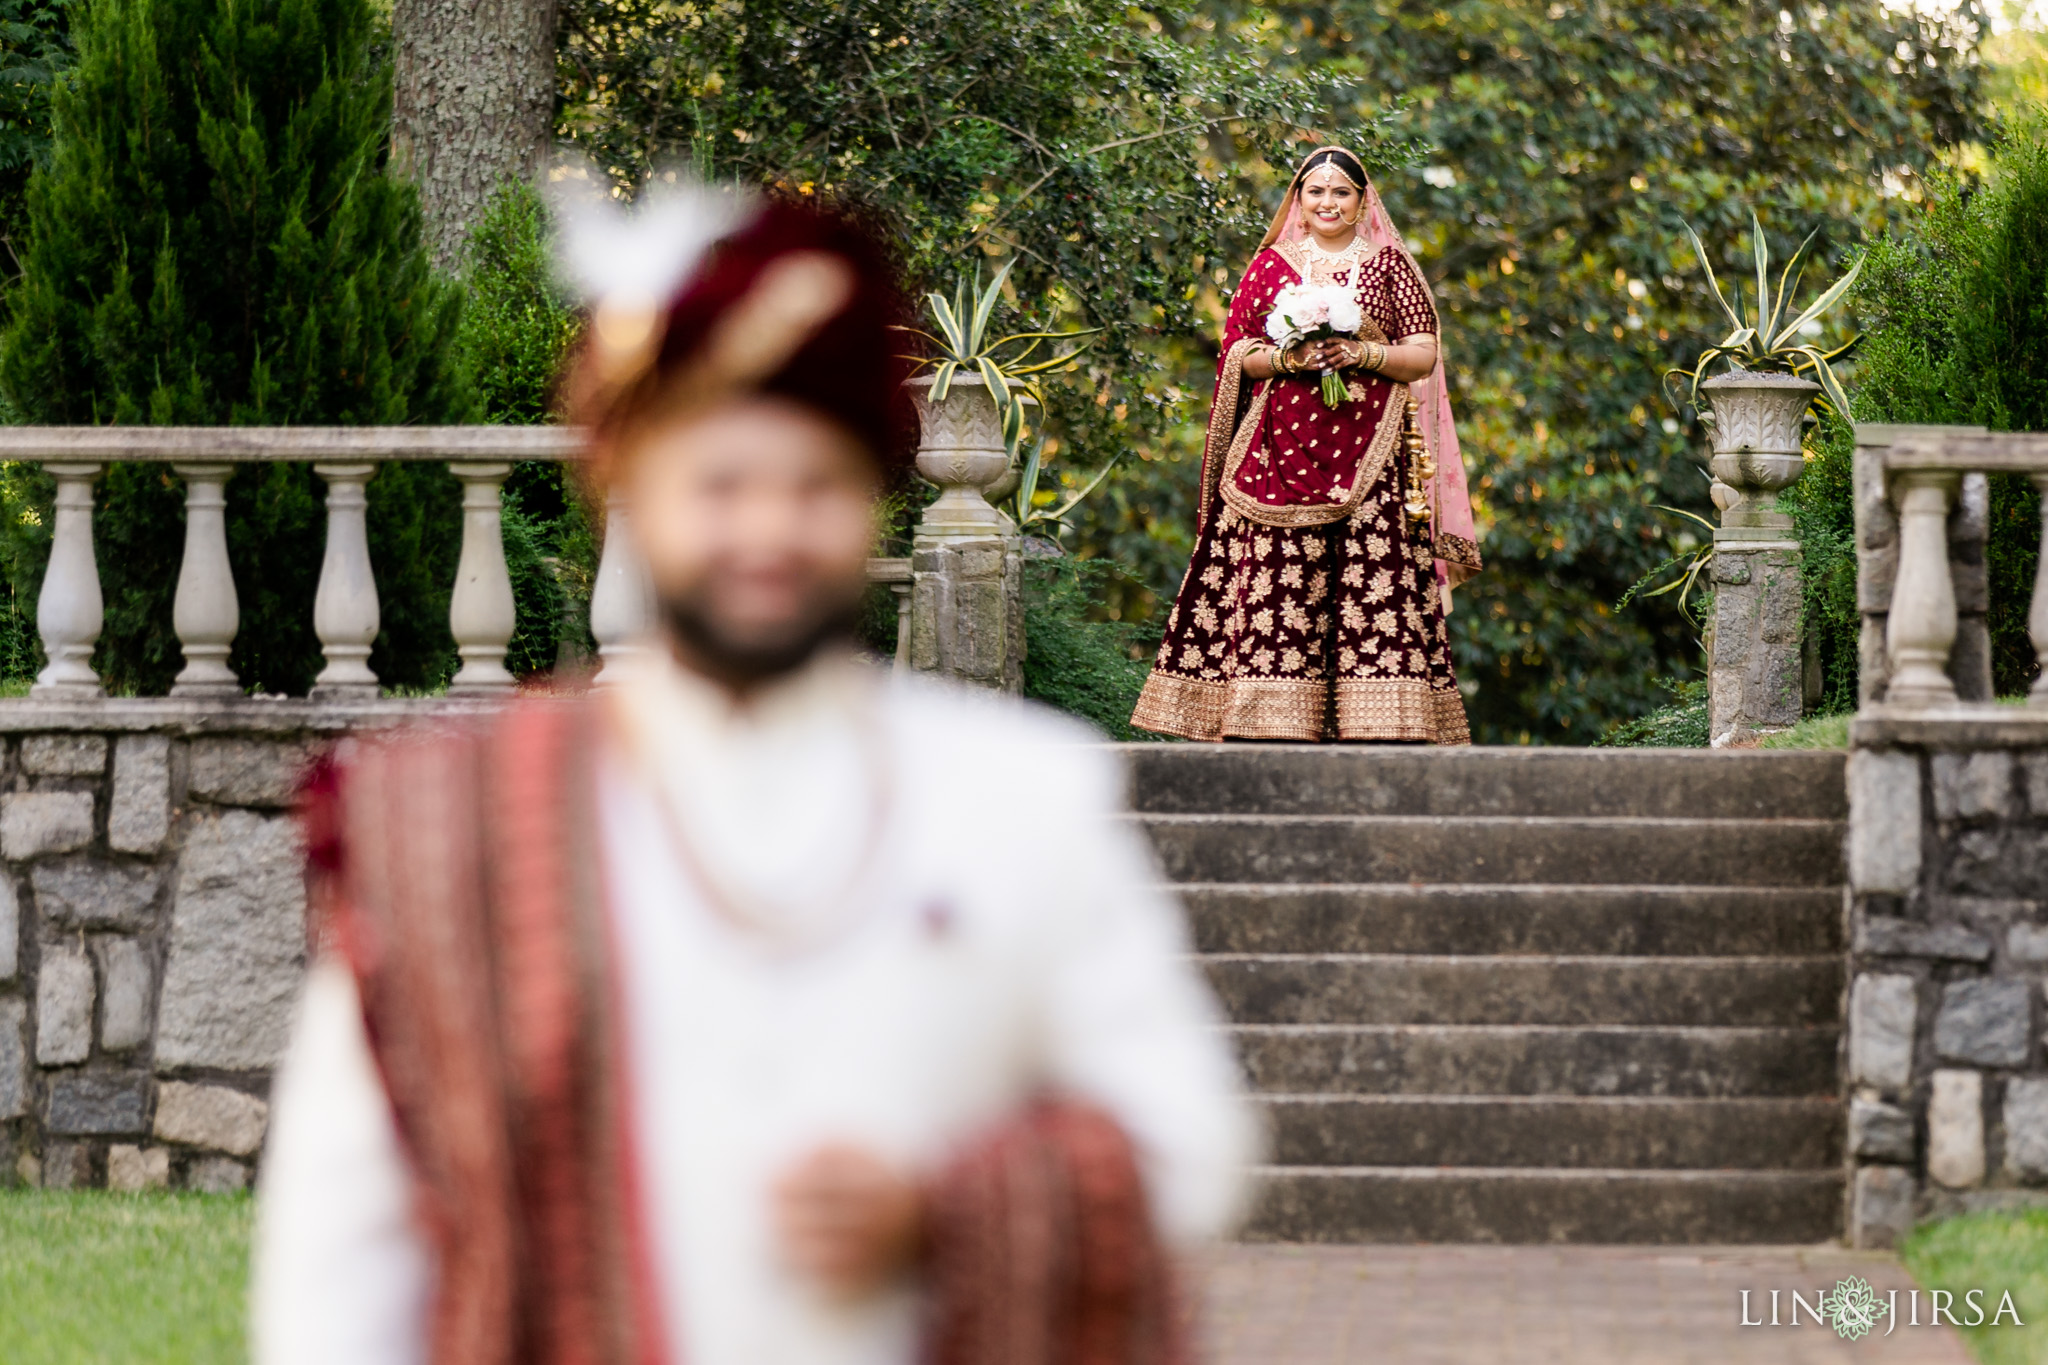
[
  {"x1": 1701, "y1": 372, "x2": 1819, "y2": 746},
  {"x1": 1709, "y1": 540, "x2": 1803, "y2": 746},
  {"x1": 905, "y1": 373, "x2": 1026, "y2": 692},
  {"x1": 908, "y1": 537, "x2": 1023, "y2": 694}
]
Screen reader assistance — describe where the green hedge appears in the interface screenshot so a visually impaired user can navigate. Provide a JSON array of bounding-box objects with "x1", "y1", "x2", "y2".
[{"x1": 1787, "y1": 112, "x2": 2048, "y2": 706}]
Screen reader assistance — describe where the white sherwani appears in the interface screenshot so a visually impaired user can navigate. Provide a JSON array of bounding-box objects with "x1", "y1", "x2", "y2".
[{"x1": 253, "y1": 650, "x2": 1257, "y2": 1365}]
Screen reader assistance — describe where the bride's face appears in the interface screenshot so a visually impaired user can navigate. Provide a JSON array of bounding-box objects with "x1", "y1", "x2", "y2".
[{"x1": 1299, "y1": 169, "x2": 1361, "y2": 241}]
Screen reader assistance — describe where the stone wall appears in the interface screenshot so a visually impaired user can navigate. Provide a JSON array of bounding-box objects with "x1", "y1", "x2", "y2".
[
  {"x1": 1845, "y1": 711, "x2": 2048, "y2": 1246},
  {"x1": 0, "y1": 699, "x2": 478, "y2": 1192}
]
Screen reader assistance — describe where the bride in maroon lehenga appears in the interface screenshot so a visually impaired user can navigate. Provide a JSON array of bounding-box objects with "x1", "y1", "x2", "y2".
[{"x1": 1131, "y1": 145, "x2": 1483, "y2": 744}]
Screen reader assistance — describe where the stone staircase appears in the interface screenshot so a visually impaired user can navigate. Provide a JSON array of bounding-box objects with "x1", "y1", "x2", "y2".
[{"x1": 1123, "y1": 745, "x2": 1848, "y2": 1244}]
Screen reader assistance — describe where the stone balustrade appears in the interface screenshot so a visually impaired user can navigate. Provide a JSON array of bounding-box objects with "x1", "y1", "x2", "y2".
[
  {"x1": 1871, "y1": 427, "x2": 2048, "y2": 711},
  {"x1": 0, "y1": 426, "x2": 915, "y2": 698},
  {"x1": 1845, "y1": 423, "x2": 2048, "y2": 1247}
]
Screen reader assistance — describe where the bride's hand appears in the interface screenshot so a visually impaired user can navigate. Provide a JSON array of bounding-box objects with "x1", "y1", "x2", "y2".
[{"x1": 1310, "y1": 338, "x2": 1356, "y2": 370}]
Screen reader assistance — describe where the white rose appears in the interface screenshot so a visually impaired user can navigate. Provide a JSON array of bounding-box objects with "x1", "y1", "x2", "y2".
[
  {"x1": 1265, "y1": 311, "x2": 1290, "y2": 342},
  {"x1": 1326, "y1": 292, "x2": 1363, "y2": 335}
]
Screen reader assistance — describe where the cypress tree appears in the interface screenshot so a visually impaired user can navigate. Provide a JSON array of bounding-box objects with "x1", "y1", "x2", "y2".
[{"x1": 0, "y1": 0, "x2": 476, "y2": 694}]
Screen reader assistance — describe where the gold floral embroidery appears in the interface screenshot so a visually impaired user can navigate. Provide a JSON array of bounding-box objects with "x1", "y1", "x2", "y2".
[{"x1": 1436, "y1": 531, "x2": 1482, "y2": 568}]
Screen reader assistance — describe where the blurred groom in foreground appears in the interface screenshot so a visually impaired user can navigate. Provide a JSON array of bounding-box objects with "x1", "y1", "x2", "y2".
[{"x1": 251, "y1": 192, "x2": 1255, "y2": 1365}]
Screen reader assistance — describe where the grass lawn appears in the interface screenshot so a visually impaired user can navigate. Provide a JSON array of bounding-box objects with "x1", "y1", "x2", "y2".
[
  {"x1": 1756, "y1": 710, "x2": 1851, "y2": 749},
  {"x1": 1901, "y1": 1209, "x2": 2048, "y2": 1363},
  {"x1": 0, "y1": 1191, "x2": 252, "y2": 1364}
]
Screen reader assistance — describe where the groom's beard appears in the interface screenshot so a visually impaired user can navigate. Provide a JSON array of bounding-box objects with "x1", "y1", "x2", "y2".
[{"x1": 656, "y1": 582, "x2": 866, "y2": 691}]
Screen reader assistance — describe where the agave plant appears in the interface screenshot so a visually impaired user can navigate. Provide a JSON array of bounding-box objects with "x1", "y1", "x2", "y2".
[
  {"x1": 899, "y1": 259, "x2": 1099, "y2": 455},
  {"x1": 1007, "y1": 429, "x2": 1121, "y2": 539},
  {"x1": 1666, "y1": 211, "x2": 1862, "y2": 417},
  {"x1": 1620, "y1": 501, "x2": 1719, "y2": 628}
]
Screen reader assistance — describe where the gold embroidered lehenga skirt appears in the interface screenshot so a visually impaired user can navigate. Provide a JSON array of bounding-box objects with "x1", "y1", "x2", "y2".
[
  {"x1": 1130, "y1": 459, "x2": 1471, "y2": 744},
  {"x1": 1130, "y1": 342, "x2": 1472, "y2": 743}
]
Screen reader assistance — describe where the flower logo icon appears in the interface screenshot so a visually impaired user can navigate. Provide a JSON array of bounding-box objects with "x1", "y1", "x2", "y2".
[{"x1": 1819, "y1": 1276, "x2": 1889, "y2": 1340}]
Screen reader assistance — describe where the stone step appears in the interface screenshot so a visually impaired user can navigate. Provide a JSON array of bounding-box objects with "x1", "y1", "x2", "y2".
[
  {"x1": 1120, "y1": 745, "x2": 1848, "y2": 820},
  {"x1": 1143, "y1": 815, "x2": 1844, "y2": 886},
  {"x1": 1204, "y1": 955, "x2": 1842, "y2": 1028},
  {"x1": 1260, "y1": 1096, "x2": 1842, "y2": 1170},
  {"x1": 1184, "y1": 884, "x2": 1843, "y2": 956},
  {"x1": 1232, "y1": 1025, "x2": 1839, "y2": 1098},
  {"x1": 1242, "y1": 1167, "x2": 1845, "y2": 1244}
]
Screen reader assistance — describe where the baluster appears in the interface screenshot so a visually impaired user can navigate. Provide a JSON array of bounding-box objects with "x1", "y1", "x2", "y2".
[
  {"x1": 32, "y1": 463, "x2": 104, "y2": 699},
  {"x1": 447, "y1": 463, "x2": 516, "y2": 694},
  {"x1": 310, "y1": 462, "x2": 381, "y2": 700},
  {"x1": 1885, "y1": 469, "x2": 1962, "y2": 707},
  {"x1": 2031, "y1": 473, "x2": 2048, "y2": 706},
  {"x1": 169, "y1": 463, "x2": 240, "y2": 696},
  {"x1": 589, "y1": 489, "x2": 653, "y2": 685},
  {"x1": 891, "y1": 581, "x2": 911, "y2": 671}
]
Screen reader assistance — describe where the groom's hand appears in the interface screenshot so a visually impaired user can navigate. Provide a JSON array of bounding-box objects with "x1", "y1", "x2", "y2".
[{"x1": 774, "y1": 1144, "x2": 924, "y2": 1296}]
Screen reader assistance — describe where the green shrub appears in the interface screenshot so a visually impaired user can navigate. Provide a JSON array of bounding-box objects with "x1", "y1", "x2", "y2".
[
  {"x1": 1795, "y1": 113, "x2": 2048, "y2": 704},
  {"x1": 0, "y1": 0, "x2": 473, "y2": 693},
  {"x1": 1782, "y1": 410, "x2": 1860, "y2": 716},
  {"x1": 1595, "y1": 679, "x2": 1708, "y2": 748},
  {"x1": 1021, "y1": 555, "x2": 1158, "y2": 740},
  {"x1": 453, "y1": 183, "x2": 595, "y2": 676},
  {"x1": 456, "y1": 181, "x2": 581, "y2": 428}
]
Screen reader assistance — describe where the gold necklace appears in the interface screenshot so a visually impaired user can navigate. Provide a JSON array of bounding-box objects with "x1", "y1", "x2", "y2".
[{"x1": 606, "y1": 679, "x2": 897, "y2": 955}]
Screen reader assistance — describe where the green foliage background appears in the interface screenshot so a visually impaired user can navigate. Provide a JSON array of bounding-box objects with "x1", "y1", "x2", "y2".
[
  {"x1": 0, "y1": 0, "x2": 472, "y2": 694},
  {"x1": 0, "y1": 0, "x2": 2011, "y2": 731},
  {"x1": 1204, "y1": 1, "x2": 1983, "y2": 741},
  {"x1": 1787, "y1": 113, "x2": 2048, "y2": 708},
  {"x1": 555, "y1": 0, "x2": 1986, "y2": 741}
]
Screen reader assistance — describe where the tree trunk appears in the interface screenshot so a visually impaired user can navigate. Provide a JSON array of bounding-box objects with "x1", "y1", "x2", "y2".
[{"x1": 391, "y1": 0, "x2": 559, "y2": 269}]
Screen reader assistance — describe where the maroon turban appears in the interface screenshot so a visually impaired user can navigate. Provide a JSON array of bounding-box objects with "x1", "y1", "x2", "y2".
[{"x1": 574, "y1": 200, "x2": 917, "y2": 476}]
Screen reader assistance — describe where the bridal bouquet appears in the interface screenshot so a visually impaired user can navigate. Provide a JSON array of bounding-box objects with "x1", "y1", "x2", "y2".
[{"x1": 1265, "y1": 281, "x2": 1364, "y2": 408}]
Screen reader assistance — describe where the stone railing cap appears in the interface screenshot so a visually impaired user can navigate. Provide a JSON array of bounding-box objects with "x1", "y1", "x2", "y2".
[
  {"x1": 0, "y1": 426, "x2": 586, "y2": 462},
  {"x1": 1886, "y1": 431, "x2": 2048, "y2": 474}
]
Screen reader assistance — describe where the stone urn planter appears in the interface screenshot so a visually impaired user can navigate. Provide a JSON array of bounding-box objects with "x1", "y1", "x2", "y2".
[
  {"x1": 1701, "y1": 370, "x2": 1819, "y2": 541},
  {"x1": 906, "y1": 373, "x2": 1022, "y2": 542}
]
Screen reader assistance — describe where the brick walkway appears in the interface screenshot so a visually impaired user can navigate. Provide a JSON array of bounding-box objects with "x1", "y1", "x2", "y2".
[{"x1": 1200, "y1": 1246, "x2": 1984, "y2": 1364}]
